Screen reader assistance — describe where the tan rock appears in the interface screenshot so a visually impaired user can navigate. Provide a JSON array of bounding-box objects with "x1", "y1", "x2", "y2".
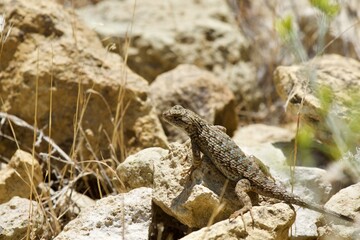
[
  {"x1": 0, "y1": 150, "x2": 43, "y2": 204},
  {"x1": 0, "y1": 196, "x2": 45, "y2": 239},
  {"x1": 150, "y1": 64, "x2": 237, "y2": 142},
  {"x1": 274, "y1": 54, "x2": 360, "y2": 146},
  {"x1": 0, "y1": 0, "x2": 167, "y2": 161},
  {"x1": 318, "y1": 183, "x2": 360, "y2": 240},
  {"x1": 180, "y1": 203, "x2": 295, "y2": 240},
  {"x1": 76, "y1": 0, "x2": 259, "y2": 107},
  {"x1": 54, "y1": 187, "x2": 152, "y2": 240},
  {"x1": 116, "y1": 147, "x2": 168, "y2": 191}
]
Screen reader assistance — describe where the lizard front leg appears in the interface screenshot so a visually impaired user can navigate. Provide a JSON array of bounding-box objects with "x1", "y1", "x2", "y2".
[{"x1": 182, "y1": 140, "x2": 203, "y2": 178}]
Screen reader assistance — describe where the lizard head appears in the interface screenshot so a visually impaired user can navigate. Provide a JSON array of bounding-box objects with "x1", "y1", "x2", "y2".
[{"x1": 162, "y1": 105, "x2": 199, "y2": 135}]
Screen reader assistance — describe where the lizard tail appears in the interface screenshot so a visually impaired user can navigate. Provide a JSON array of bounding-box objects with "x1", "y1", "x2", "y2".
[
  {"x1": 290, "y1": 195, "x2": 354, "y2": 223},
  {"x1": 256, "y1": 182, "x2": 354, "y2": 223}
]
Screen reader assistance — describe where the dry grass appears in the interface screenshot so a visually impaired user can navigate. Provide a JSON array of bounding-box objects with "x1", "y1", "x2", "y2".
[{"x1": 0, "y1": 0, "x2": 137, "y2": 237}]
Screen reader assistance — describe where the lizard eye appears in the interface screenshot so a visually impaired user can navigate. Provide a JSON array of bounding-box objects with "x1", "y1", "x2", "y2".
[{"x1": 173, "y1": 115, "x2": 188, "y2": 124}]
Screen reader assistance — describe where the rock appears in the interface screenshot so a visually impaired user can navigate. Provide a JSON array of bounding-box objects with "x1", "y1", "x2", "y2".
[
  {"x1": 54, "y1": 187, "x2": 152, "y2": 240},
  {"x1": 180, "y1": 203, "x2": 295, "y2": 240},
  {"x1": 274, "y1": 54, "x2": 360, "y2": 147},
  {"x1": 240, "y1": 143, "x2": 288, "y2": 171},
  {"x1": 318, "y1": 183, "x2": 360, "y2": 240},
  {"x1": 277, "y1": 167, "x2": 334, "y2": 239},
  {"x1": 76, "y1": 0, "x2": 259, "y2": 108},
  {"x1": 0, "y1": 196, "x2": 45, "y2": 239},
  {"x1": 116, "y1": 147, "x2": 168, "y2": 191},
  {"x1": 150, "y1": 64, "x2": 237, "y2": 141},
  {"x1": 0, "y1": 150, "x2": 43, "y2": 204},
  {"x1": 56, "y1": 187, "x2": 96, "y2": 219},
  {"x1": 324, "y1": 149, "x2": 360, "y2": 192},
  {"x1": 0, "y1": 0, "x2": 167, "y2": 161},
  {"x1": 153, "y1": 142, "x2": 254, "y2": 228},
  {"x1": 233, "y1": 124, "x2": 295, "y2": 146}
]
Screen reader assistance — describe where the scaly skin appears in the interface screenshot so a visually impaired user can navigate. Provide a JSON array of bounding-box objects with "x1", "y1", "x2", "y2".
[{"x1": 163, "y1": 105, "x2": 354, "y2": 223}]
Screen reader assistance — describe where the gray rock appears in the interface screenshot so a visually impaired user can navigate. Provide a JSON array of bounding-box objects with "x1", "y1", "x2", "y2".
[
  {"x1": 55, "y1": 187, "x2": 152, "y2": 240},
  {"x1": 324, "y1": 149, "x2": 360, "y2": 191},
  {"x1": 233, "y1": 124, "x2": 295, "y2": 146},
  {"x1": 55, "y1": 187, "x2": 96, "y2": 219},
  {"x1": 318, "y1": 182, "x2": 360, "y2": 239},
  {"x1": 0, "y1": 197, "x2": 44, "y2": 239}
]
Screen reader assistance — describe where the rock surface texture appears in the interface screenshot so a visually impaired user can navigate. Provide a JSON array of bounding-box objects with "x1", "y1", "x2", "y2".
[
  {"x1": 0, "y1": 150, "x2": 43, "y2": 204},
  {"x1": 233, "y1": 124, "x2": 295, "y2": 146},
  {"x1": 318, "y1": 183, "x2": 360, "y2": 239},
  {"x1": 0, "y1": 197, "x2": 45, "y2": 239},
  {"x1": 54, "y1": 187, "x2": 153, "y2": 240},
  {"x1": 180, "y1": 203, "x2": 295, "y2": 240},
  {"x1": 0, "y1": 0, "x2": 167, "y2": 161},
  {"x1": 116, "y1": 147, "x2": 168, "y2": 191}
]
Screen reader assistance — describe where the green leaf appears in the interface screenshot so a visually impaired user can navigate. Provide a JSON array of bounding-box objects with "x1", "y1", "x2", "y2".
[{"x1": 310, "y1": 0, "x2": 340, "y2": 17}]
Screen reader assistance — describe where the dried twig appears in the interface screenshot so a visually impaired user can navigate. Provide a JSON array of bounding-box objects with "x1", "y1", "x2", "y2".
[{"x1": 0, "y1": 112, "x2": 77, "y2": 169}]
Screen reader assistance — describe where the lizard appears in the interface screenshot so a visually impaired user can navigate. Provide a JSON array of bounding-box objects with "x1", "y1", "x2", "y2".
[{"x1": 162, "y1": 105, "x2": 355, "y2": 223}]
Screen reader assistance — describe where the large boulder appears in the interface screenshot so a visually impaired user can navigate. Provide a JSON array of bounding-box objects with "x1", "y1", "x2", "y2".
[{"x1": 0, "y1": 0, "x2": 167, "y2": 161}]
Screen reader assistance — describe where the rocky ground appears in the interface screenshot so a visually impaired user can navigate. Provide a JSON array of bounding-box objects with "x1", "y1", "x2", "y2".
[{"x1": 0, "y1": 0, "x2": 360, "y2": 239}]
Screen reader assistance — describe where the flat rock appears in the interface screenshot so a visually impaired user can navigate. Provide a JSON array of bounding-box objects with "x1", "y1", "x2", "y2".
[
  {"x1": 54, "y1": 187, "x2": 152, "y2": 240},
  {"x1": 0, "y1": 196, "x2": 45, "y2": 239},
  {"x1": 0, "y1": 150, "x2": 43, "y2": 204},
  {"x1": 180, "y1": 203, "x2": 295, "y2": 240}
]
